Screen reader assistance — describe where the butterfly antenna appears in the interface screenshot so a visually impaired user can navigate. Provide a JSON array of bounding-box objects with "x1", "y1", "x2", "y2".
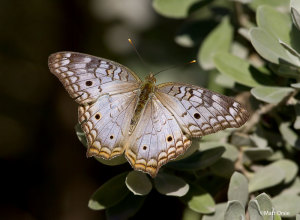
[
  {"x1": 153, "y1": 60, "x2": 196, "y2": 76},
  {"x1": 128, "y1": 38, "x2": 150, "y2": 71}
]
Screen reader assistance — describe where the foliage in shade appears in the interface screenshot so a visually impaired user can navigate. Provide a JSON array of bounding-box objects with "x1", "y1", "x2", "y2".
[
  {"x1": 125, "y1": 171, "x2": 152, "y2": 196},
  {"x1": 154, "y1": 173, "x2": 189, "y2": 197},
  {"x1": 76, "y1": 0, "x2": 300, "y2": 218}
]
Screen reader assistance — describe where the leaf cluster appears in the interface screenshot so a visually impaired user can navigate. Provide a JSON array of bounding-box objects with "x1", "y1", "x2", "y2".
[{"x1": 75, "y1": 0, "x2": 300, "y2": 219}]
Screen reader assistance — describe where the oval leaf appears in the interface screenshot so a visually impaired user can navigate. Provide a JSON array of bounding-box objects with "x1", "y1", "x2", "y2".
[
  {"x1": 198, "y1": 16, "x2": 233, "y2": 70},
  {"x1": 88, "y1": 172, "x2": 129, "y2": 210},
  {"x1": 272, "y1": 193, "x2": 300, "y2": 217},
  {"x1": 272, "y1": 159, "x2": 298, "y2": 184},
  {"x1": 250, "y1": 27, "x2": 300, "y2": 66},
  {"x1": 213, "y1": 52, "x2": 272, "y2": 87},
  {"x1": 200, "y1": 141, "x2": 239, "y2": 162},
  {"x1": 167, "y1": 147, "x2": 225, "y2": 170},
  {"x1": 210, "y1": 158, "x2": 235, "y2": 178},
  {"x1": 248, "y1": 200, "x2": 264, "y2": 220},
  {"x1": 251, "y1": 86, "x2": 294, "y2": 104},
  {"x1": 243, "y1": 147, "x2": 273, "y2": 162},
  {"x1": 257, "y1": 5, "x2": 291, "y2": 44},
  {"x1": 202, "y1": 203, "x2": 227, "y2": 220},
  {"x1": 181, "y1": 184, "x2": 215, "y2": 214},
  {"x1": 224, "y1": 200, "x2": 245, "y2": 220},
  {"x1": 256, "y1": 193, "x2": 273, "y2": 220},
  {"x1": 291, "y1": 0, "x2": 300, "y2": 30},
  {"x1": 106, "y1": 193, "x2": 145, "y2": 220},
  {"x1": 182, "y1": 208, "x2": 201, "y2": 220},
  {"x1": 228, "y1": 172, "x2": 249, "y2": 207},
  {"x1": 154, "y1": 173, "x2": 189, "y2": 197},
  {"x1": 125, "y1": 171, "x2": 152, "y2": 196},
  {"x1": 152, "y1": 0, "x2": 200, "y2": 19},
  {"x1": 249, "y1": 163, "x2": 285, "y2": 193}
]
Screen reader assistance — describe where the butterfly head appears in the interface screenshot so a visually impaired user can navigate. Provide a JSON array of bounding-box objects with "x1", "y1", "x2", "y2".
[{"x1": 145, "y1": 73, "x2": 156, "y2": 84}]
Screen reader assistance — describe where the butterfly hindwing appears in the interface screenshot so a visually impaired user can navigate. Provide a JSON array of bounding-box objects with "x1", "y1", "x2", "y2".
[
  {"x1": 155, "y1": 83, "x2": 249, "y2": 137},
  {"x1": 79, "y1": 91, "x2": 139, "y2": 159},
  {"x1": 125, "y1": 96, "x2": 191, "y2": 177},
  {"x1": 48, "y1": 52, "x2": 141, "y2": 105}
]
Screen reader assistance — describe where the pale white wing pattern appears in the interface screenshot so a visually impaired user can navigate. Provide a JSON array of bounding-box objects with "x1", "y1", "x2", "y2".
[
  {"x1": 48, "y1": 52, "x2": 141, "y2": 104},
  {"x1": 79, "y1": 91, "x2": 139, "y2": 158},
  {"x1": 125, "y1": 96, "x2": 192, "y2": 177},
  {"x1": 155, "y1": 83, "x2": 249, "y2": 137},
  {"x1": 48, "y1": 52, "x2": 142, "y2": 159}
]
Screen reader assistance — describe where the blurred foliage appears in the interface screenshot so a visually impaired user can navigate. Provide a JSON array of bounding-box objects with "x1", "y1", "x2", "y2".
[{"x1": 73, "y1": 0, "x2": 300, "y2": 219}]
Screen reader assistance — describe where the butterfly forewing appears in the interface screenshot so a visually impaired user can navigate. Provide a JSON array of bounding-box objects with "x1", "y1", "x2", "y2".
[
  {"x1": 155, "y1": 83, "x2": 249, "y2": 137},
  {"x1": 48, "y1": 52, "x2": 141, "y2": 104}
]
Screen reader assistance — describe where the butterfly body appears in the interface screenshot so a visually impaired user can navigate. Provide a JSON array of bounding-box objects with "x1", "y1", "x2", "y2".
[
  {"x1": 129, "y1": 74, "x2": 156, "y2": 134},
  {"x1": 49, "y1": 52, "x2": 249, "y2": 177}
]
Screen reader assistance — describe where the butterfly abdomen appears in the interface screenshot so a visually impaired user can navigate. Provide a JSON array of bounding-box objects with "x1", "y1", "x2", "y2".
[{"x1": 129, "y1": 78, "x2": 156, "y2": 134}]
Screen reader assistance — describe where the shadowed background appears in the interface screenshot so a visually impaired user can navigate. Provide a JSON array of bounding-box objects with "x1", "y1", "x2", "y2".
[{"x1": 0, "y1": 0, "x2": 208, "y2": 219}]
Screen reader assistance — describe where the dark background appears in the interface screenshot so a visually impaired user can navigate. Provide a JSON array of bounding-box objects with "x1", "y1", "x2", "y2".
[{"x1": 0, "y1": 0, "x2": 208, "y2": 219}]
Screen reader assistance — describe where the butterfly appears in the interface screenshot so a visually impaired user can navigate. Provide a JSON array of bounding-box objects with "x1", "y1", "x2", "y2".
[{"x1": 48, "y1": 52, "x2": 249, "y2": 177}]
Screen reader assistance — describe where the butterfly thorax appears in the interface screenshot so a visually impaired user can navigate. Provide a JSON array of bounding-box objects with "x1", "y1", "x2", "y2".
[{"x1": 129, "y1": 74, "x2": 156, "y2": 134}]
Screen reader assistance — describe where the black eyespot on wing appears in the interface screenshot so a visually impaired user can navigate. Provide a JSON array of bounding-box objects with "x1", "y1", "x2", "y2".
[
  {"x1": 167, "y1": 136, "x2": 173, "y2": 142},
  {"x1": 86, "y1": 81, "x2": 93, "y2": 86},
  {"x1": 194, "y1": 113, "x2": 200, "y2": 119}
]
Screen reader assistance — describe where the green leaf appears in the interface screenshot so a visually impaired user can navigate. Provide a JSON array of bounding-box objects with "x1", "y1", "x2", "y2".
[
  {"x1": 75, "y1": 123, "x2": 88, "y2": 147},
  {"x1": 213, "y1": 52, "x2": 272, "y2": 87},
  {"x1": 181, "y1": 184, "x2": 215, "y2": 214},
  {"x1": 279, "y1": 40, "x2": 300, "y2": 60},
  {"x1": 175, "y1": 140, "x2": 200, "y2": 161},
  {"x1": 202, "y1": 203, "x2": 227, "y2": 220},
  {"x1": 154, "y1": 173, "x2": 189, "y2": 197},
  {"x1": 291, "y1": 83, "x2": 300, "y2": 88},
  {"x1": 248, "y1": 200, "x2": 264, "y2": 220},
  {"x1": 251, "y1": 86, "x2": 294, "y2": 104},
  {"x1": 125, "y1": 171, "x2": 152, "y2": 196},
  {"x1": 198, "y1": 16, "x2": 233, "y2": 70},
  {"x1": 88, "y1": 172, "x2": 129, "y2": 210},
  {"x1": 249, "y1": 0, "x2": 289, "y2": 10},
  {"x1": 248, "y1": 163, "x2": 285, "y2": 193},
  {"x1": 250, "y1": 27, "x2": 300, "y2": 66},
  {"x1": 224, "y1": 201, "x2": 245, "y2": 220},
  {"x1": 182, "y1": 208, "x2": 201, "y2": 220},
  {"x1": 152, "y1": 0, "x2": 200, "y2": 19},
  {"x1": 228, "y1": 172, "x2": 249, "y2": 208},
  {"x1": 167, "y1": 146, "x2": 225, "y2": 170},
  {"x1": 272, "y1": 193, "x2": 300, "y2": 217},
  {"x1": 294, "y1": 104, "x2": 300, "y2": 129},
  {"x1": 200, "y1": 141, "x2": 239, "y2": 161},
  {"x1": 291, "y1": 0, "x2": 300, "y2": 30},
  {"x1": 257, "y1": 5, "x2": 291, "y2": 44},
  {"x1": 210, "y1": 158, "x2": 235, "y2": 178},
  {"x1": 243, "y1": 147, "x2": 273, "y2": 162},
  {"x1": 106, "y1": 193, "x2": 145, "y2": 220},
  {"x1": 75, "y1": 124, "x2": 127, "y2": 166},
  {"x1": 256, "y1": 193, "x2": 273, "y2": 220},
  {"x1": 250, "y1": 129, "x2": 268, "y2": 148},
  {"x1": 279, "y1": 122, "x2": 300, "y2": 149},
  {"x1": 272, "y1": 159, "x2": 298, "y2": 184},
  {"x1": 175, "y1": 20, "x2": 216, "y2": 48}
]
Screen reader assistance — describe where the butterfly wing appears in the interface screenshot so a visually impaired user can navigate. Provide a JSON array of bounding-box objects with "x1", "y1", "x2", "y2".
[
  {"x1": 155, "y1": 83, "x2": 249, "y2": 137},
  {"x1": 48, "y1": 52, "x2": 141, "y2": 104},
  {"x1": 125, "y1": 96, "x2": 191, "y2": 177},
  {"x1": 49, "y1": 52, "x2": 142, "y2": 159},
  {"x1": 79, "y1": 91, "x2": 139, "y2": 158}
]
